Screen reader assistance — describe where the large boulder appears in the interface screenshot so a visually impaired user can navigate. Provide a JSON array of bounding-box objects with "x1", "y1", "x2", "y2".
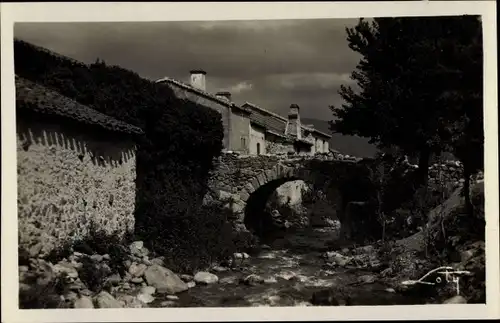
[
  {"x1": 194, "y1": 272, "x2": 219, "y2": 285},
  {"x1": 144, "y1": 265, "x2": 188, "y2": 294}
]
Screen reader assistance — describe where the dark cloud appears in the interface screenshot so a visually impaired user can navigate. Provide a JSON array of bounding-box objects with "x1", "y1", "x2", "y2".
[{"x1": 14, "y1": 19, "x2": 362, "y2": 120}]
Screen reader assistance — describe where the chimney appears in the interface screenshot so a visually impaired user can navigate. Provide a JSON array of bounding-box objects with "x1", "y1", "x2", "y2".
[
  {"x1": 287, "y1": 104, "x2": 302, "y2": 140},
  {"x1": 216, "y1": 91, "x2": 232, "y2": 102},
  {"x1": 190, "y1": 70, "x2": 206, "y2": 91}
]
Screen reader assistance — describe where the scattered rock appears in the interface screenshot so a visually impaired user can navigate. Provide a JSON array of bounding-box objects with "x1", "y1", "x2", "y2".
[
  {"x1": 353, "y1": 245, "x2": 375, "y2": 255},
  {"x1": 131, "y1": 277, "x2": 143, "y2": 284},
  {"x1": 150, "y1": 257, "x2": 165, "y2": 266},
  {"x1": 381, "y1": 267, "x2": 393, "y2": 277},
  {"x1": 105, "y1": 273, "x2": 121, "y2": 287},
  {"x1": 233, "y1": 252, "x2": 250, "y2": 259},
  {"x1": 194, "y1": 272, "x2": 219, "y2": 285},
  {"x1": 73, "y1": 296, "x2": 94, "y2": 308},
  {"x1": 90, "y1": 254, "x2": 103, "y2": 262},
  {"x1": 129, "y1": 263, "x2": 148, "y2": 277},
  {"x1": 144, "y1": 265, "x2": 188, "y2": 294},
  {"x1": 187, "y1": 281, "x2": 196, "y2": 288},
  {"x1": 180, "y1": 274, "x2": 193, "y2": 282},
  {"x1": 102, "y1": 254, "x2": 111, "y2": 261},
  {"x1": 357, "y1": 274, "x2": 376, "y2": 284},
  {"x1": 129, "y1": 241, "x2": 144, "y2": 253},
  {"x1": 28, "y1": 243, "x2": 43, "y2": 258},
  {"x1": 53, "y1": 262, "x2": 79, "y2": 279},
  {"x1": 95, "y1": 291, "x2": 123, "y2": 308},
  {"x1": 277, "y1": 270, "x2": 296, "y2": 281},
  {"x1": 123, "y1": 260, "x2": 132, "y2": 269},
  {"x1": 211, "y1": 266, "x2": 228, "y2": 273},
  {"x1": 166, "y1": 295, "x2": 179, "y2": 301},
  {"x1": 140, "y1": 286, "x2": 156, "y2": 295},
  {"x1": 137, "y1": 293, "x2": 155, "y2": 304},
  {"x1": 67, "y1": 279, "x2": 86, "y2": 291},
  {"x1": 117, "y1": 294, "x2": 144, "y2": 308},
  {"x1": 443, "y1": 295, "x2": 467, "y2": 304},
  {"x1": 160, "y1": 300, "x2": 177, "y2": 307},
  {"x1": 130, "y1": 241, "x2": 149, "y2": 258},
  {"x1": 241, "y1": 274, "x2": 264, "y2": 286},
  {"x1": 80, "y1": 289, "x2": 93, "y2": 297},
  {"x1": 324, "y1": 251, "x2": 351, "y2": 267},
  {"x1": 64, "y1": 291, "x2": 79, "y2": 303}
]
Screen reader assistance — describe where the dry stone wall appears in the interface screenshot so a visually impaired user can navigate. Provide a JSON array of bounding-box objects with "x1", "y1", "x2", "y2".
[{"x1": 17, "y1": 118, "x2": 137, "y2": 257}]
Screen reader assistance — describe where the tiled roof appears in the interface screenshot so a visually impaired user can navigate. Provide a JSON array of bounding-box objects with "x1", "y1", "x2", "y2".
[
  {"x1": 158, "y1": 76, "x2": 332, "y2": 139},
  {"x1": 16, "y1": 76, "x2": 144, "y2": 136},
  {"x1": 243, "y1": 102, "x2": 331, "y2": 139},
  {"x1": 244, "y1": 102, "x2": 288, "y2": 135},
  {"x1": 156, "y1": 77, "x2": 251, "y2": 114}
]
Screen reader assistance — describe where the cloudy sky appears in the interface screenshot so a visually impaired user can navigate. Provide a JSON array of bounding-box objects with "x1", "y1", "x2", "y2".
[{"x1": 15, "y1": 19, "x2": 362, "y2": 121}]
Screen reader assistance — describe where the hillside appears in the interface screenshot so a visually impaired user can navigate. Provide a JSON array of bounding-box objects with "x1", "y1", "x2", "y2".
[{"x1": 301, "y1": 118, "x2": 379, "y2": 158}]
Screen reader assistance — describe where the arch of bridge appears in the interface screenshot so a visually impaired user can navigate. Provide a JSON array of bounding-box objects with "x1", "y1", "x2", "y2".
[{"x1": 206, "y1": 153, "x2": 356, "y2": 231}]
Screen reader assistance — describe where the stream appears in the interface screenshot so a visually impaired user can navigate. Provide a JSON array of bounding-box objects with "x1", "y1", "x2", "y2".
[{"x1": 150, "y1": 228, "x2": 429, "y2": 307}]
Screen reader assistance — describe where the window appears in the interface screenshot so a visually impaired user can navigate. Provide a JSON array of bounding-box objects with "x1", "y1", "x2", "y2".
[
  {"x1": 257, "y1": 143, "x2": 261, "y2": 155},
  {"x1": 241, "y1": 137, "x2": 246, "y2": 148}
]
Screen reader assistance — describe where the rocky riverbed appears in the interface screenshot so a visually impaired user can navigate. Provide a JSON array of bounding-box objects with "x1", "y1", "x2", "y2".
[{"x1": 19, "y1": 226, "x2": 484, "y2": 309}]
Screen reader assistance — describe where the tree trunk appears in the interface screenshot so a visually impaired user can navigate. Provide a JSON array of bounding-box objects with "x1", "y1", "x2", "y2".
[
  {"x1": 463, "y1": 163, "x2": 473, "y2": 217},
  {"x1": 416, "y1": 147, "x2": 431, "y2": 257},
  {"x1": 417, "y1": 147, "x2": 431, "y2": 188}
]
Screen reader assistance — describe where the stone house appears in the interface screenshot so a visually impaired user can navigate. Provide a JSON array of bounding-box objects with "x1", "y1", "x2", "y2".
[
  {"x1": 16, "y1": 76, "x2": 144, "y2": 257},
  {"x1": 157, "y1": 70, "x2": 331, "y2": 157}
]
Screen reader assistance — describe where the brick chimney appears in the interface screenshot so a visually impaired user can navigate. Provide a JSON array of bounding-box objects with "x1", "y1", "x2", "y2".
[
  {"x1": 190, "y1": 70, "x2": 206, "y2": 91},
  {"x1": 286, "y1": 104, "x2": 301, "y2": 139},
  {"x1": 216, "y1": 91, "x2": 232, "y2": 102}
]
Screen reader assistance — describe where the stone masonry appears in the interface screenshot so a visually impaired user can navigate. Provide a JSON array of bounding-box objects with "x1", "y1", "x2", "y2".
[
  {"x1": 205, "y1": 152, "x2": 466, "y2": 232},
  {"x1": 16, "y1": 76, "x2": 143, "y2": 257}
]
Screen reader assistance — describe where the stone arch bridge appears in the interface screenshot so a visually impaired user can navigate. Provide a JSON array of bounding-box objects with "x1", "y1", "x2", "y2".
[{"x1": 205, "y1": 153, "x2": 378, "y2": 234}]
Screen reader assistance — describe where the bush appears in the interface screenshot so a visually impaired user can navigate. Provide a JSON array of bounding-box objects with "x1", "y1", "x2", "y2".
[{"x1": 142, "y1": 201, "x2": 237, "y2": 273}]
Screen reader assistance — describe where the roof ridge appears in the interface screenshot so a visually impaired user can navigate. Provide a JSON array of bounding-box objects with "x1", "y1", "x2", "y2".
[
  {"x1": 157, "y1": 77, "x2": 232, "y2": 107},
  {"x1": 243, "y1": 102, "x2": 289, "y2": 122}
]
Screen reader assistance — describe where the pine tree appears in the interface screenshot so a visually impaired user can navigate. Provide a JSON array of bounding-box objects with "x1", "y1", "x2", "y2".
[{"x1": 329, "y1": 16, "x2": 483, "y2": 216}]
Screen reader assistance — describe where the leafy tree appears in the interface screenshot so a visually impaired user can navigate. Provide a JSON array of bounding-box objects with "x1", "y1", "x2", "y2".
[{"x1": 329, "y1": 16, "x2": 483, "y2": 195}]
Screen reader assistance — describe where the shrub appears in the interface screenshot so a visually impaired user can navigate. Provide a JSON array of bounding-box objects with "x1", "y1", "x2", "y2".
[{"x1": 142, "y1": 200, "x2": 237, "y2": 273}]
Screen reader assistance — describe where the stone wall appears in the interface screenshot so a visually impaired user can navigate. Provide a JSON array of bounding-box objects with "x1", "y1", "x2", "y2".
[
  {"x1": 17, "y1": 117, "x2": 137, "y2": 257},
  {"x1": 249, "y1": 123, "x2": 266, "y2": 155},
  {"x1": 228, "y1": 110, "x2": 251, "y2": 154},
  {"x1": 265, "y1": 136, "x2": 295, "y2": 156}
]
